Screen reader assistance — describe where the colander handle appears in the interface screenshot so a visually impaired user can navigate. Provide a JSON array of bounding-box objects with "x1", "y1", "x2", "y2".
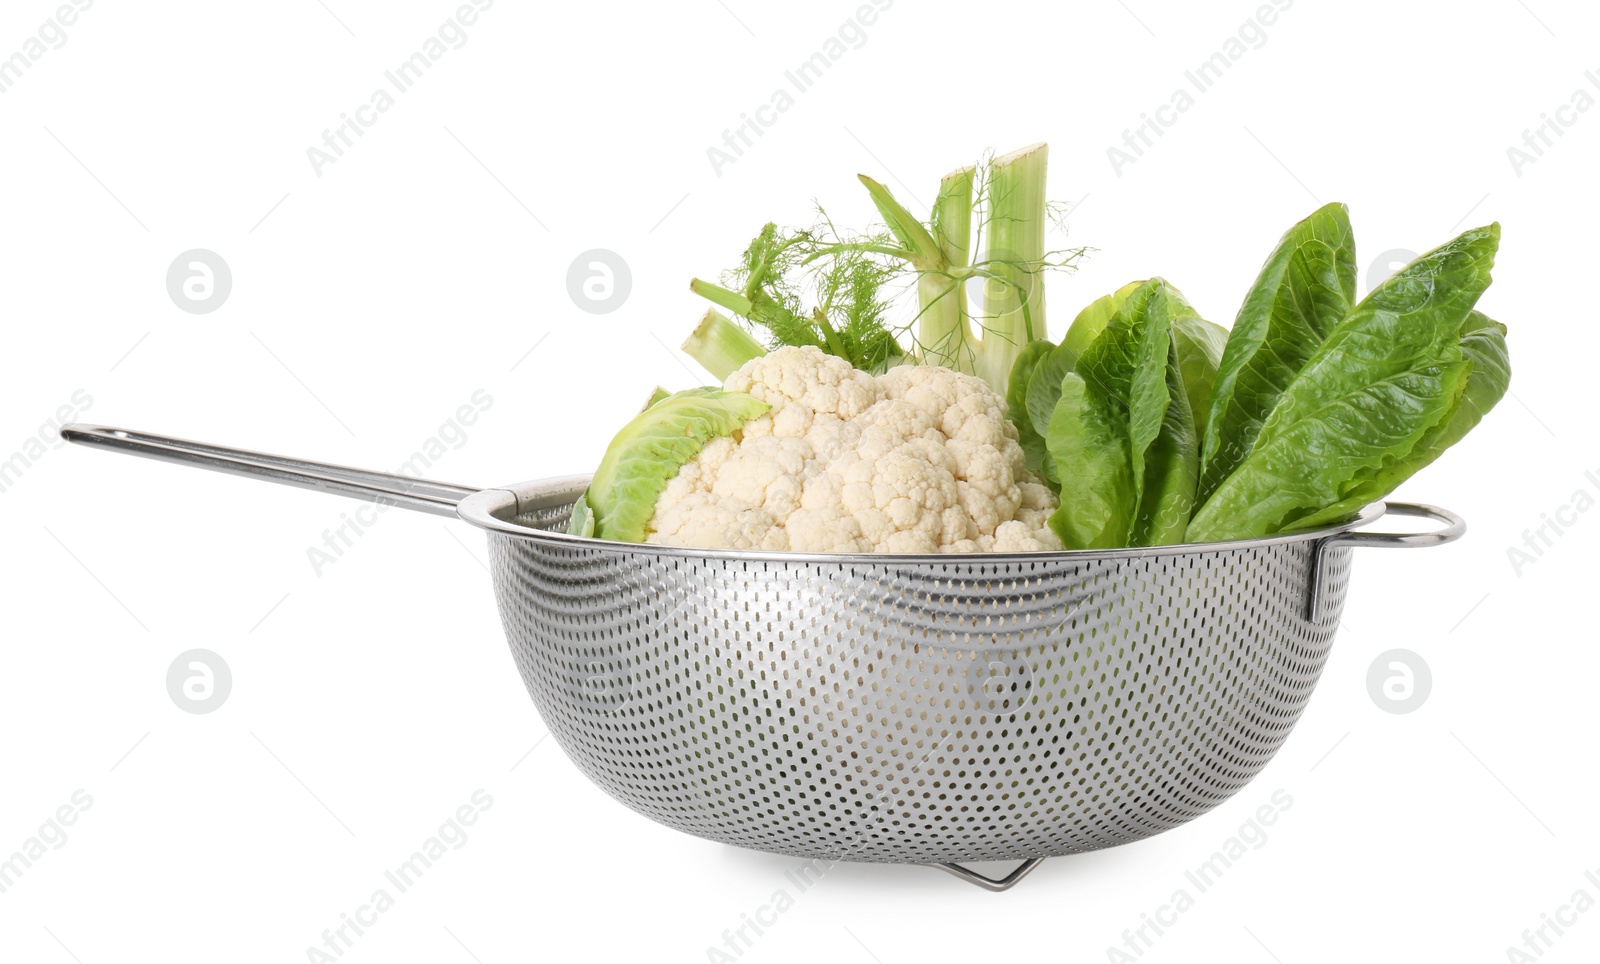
[
  {"x1": 60, "y1": 424, "x2": 480, "y2": 518},
  {"x1": 1322, "y1": 501, "x2": 1466, "y2": 550},
  {"x1": 1306, "y1": 501, "x2": 1466, "y2": 619}
]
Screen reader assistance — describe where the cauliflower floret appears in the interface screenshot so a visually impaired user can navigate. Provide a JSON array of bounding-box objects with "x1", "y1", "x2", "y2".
[
  {"x1": 707, "y1": 435, "x2": 813, "y2": 517},
  {"x1": 725, "y1": 348, "x2": 877, "y2": 422},
  {"x1": 645, "y1": 346, "x2": 1064, "y2": 553},
  {"x1": 648, "y1": 492, "x2": 790, "y2": 551},
  {"x1": 785, "y1": 504, "x2": 868, "y2": 553}
]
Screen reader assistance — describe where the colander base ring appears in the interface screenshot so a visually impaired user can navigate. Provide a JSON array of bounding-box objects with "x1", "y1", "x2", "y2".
[{"x1": 932, "y1": 857, "x2": 1046, "y2": 891}]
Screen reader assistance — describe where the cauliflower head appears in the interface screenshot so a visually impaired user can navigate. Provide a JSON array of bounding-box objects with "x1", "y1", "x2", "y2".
[{"x1": 645, "y1": 346, "x2": 1062, "y2": 553}]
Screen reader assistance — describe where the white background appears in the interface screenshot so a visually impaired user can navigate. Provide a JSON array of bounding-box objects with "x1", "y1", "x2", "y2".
[{"x1": 1, "y1": 0, "x2": 1595, "y2": 961}]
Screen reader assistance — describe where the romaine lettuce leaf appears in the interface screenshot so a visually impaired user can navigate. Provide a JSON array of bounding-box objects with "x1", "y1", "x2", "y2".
[
  {"x1": 1172, "y1": 314, "x2": 1228, "y2": 441},
  {"x1": 1198, "y1": 203, "x2": 1357, "y2": 504},
  {"x1": 1026, "y1": 341, "x2": 1078, "y2": 445},
  {"x1": 1133, "y1": 336, "x2": 1200, "y2": 545},
  {"x1": 1045, "y1": 372, "x2": 1135, "y2": 548},
  {"x1": 1006, "y1": 339, "x2": 1055, "y2": 479},
  {"x1": 1026, "y1": 281, "x2": 1145, "y2": 444},
  {"x1": 1287, "y1": 310, "x2": 1510, "y2": 531},
  {"x1": 1187, "y1": 223, "x2": 1499, "y2": 542},
  {"x1": 1063, "y1": 280, "x2": 1144, "y2": 359},
  {"x1": 1047, "y1": 279, "x2": 1198, "y2": 548}
]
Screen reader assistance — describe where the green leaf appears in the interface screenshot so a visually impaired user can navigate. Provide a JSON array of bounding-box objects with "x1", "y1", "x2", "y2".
[
  {"x1": 813, "y1": 247, "x2": 905, "y2": 372},
  {"x1": 1025, "y1": 340, "x2": 1079, "y2": 447},
  {"x1": 566, "y1": 492, "x2": 596, "y2": 537},
  {"x1": 1121, "y1": 290, "x2": 1176, "y2": 498},
  {"x1": 1046, "y1": 279, "x2": 1188, "y2": 548},
  {"x1": 1045, "y1": 372, "x2": 1135, "y2": 549},
  {"x1": 1187, "y1": 223, "x2": 1499, "y2": 542},
  {"x1": 857, "y1": 174, "x2": 940, "y2": 266},
  {"x1": 1289, "y1": 310, "x2": 1511, "y2": 530},
  {"x1": 1063, "y1": 280, "x2": 1144, "y2": 359},
  {"x1": 1172, "y1": 314, "x2": 1228, "y2": 440},
  {"x1": 1024, "y1": 281, "x2": 1145, "y2": 459},
  {"x1": 690, "y1": 224, "x2": 821, "y2": 354},
  {"x1": 1440, "y1": 311, "x2": 1513, "y2": 450},
  {"x1": 1006, "y1": 339, "x2": 1056, "y2": 479},
  {"x1": 1134, "y1": 338, "x2": 1201, "y2": 545},
  {"x1": 584, "y1": 387, "x2": 770, "y2": 543},
  {"x1": 1198, "y1": 202, "x2": 1357, "y2": 504},
  {"x1": 692, "y1": 216, "x2": 910, "y2": 374}
]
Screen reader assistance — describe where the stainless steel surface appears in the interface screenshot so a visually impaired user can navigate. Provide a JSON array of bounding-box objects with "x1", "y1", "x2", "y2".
[
  {"x1": 61, "y1": 423, "x2": 478, "y2": 516},
  {"x1": 1306, "y1": 502, "x2": 1465, "y2": 619},
  {"x1": 933, "y1": 858, "x2": 1046, "y2": 892},
  {"x1": 484, "y1": 479, "x2": 1364, "y2": 865},
  {"x1": 64, "y1": 424, "x2": 1464, "y2": 885},
  {"x1": 1323, "y1": 501, "x2": 1465, "y2": 549}
]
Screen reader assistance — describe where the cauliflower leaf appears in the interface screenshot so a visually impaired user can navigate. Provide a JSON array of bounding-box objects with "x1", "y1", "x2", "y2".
[{"x1": 574, "y1": 388, "x2": 769, "y2": 543}]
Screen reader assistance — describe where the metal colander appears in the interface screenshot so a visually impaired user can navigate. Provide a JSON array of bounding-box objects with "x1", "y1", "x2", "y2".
[{"x1": 63, "y1": 424, "x2": 1463, "y2": 890}]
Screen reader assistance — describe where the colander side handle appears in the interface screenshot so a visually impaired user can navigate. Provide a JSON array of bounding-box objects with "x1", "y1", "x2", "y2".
[
  {"x1": 60, "y1": 424, "x2": 480, "y2": 518},
  {"x1": 1306, "y1": 501, "x2": 1466, "y2": 620},
  {"x1": 1322, "y1": 502, "x2": 1466, "y2": 550}
]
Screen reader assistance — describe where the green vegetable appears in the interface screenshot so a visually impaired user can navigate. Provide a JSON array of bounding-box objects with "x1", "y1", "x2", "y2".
[
  {"x1": 658, "y1": 164, "x2": 1511, "y2": 552},
  {"x1": 1172, "y1": 314, "x2": 1228, "y2": 440},
  {"x1": 1286, "y1": 310, "x2": 1510, "y2": 531},
  {"x1": 689, "y1": 221, "x2": 905, "y2": 374},
  {"x1": 1406, "y1": 310, "x2": 1512, "y2": 469},
  {"x1": 1064, "y1": 280, "x2": 1143, "y2": 359},
  {"x1": 1045, "y1": 279, "x2": 1199, "y2": 548},
  {"x1": 689, "y1": 224, "x2": 814, "y2": 348},
  {"x1": 1023, "y1": 281, "x2": 1144, "y2": 478},
  {"x1": 971, "y1": 145, "x2": 1052, "y2": 390},
  {"x1": 567, "y1": 493, "x2": 596, "y2": 538},
  {"x1": 681, "y1": 308, "x2": 767, "y2": 382},
  {"x1": 1006, "y1": 340, "x2": 1055, "y2": 477},
  {"x1": 688, "y1": 143, "x2": 1085, "y2": 395},
  {"x1": 1017, "y1": 279, "x2": 1214, "y2": 508},
  {"x1": 572, "y1": 387, "x2": 769, "y2": 541},
  {"x1": 1198, "y1": 203, "x2": 1357, "y2": 504},
  {"x1": 1133, "y1": 345, "x2": 1200, "y2": 546},
  {"x1": 1025, "y1": 342, "x2": 1079, "y2": 443},
  {"x1": 1187, "y1": 223, "x2": 1500, "y2": 542},
  {"x1": 1044, "y1": 373, "x2": 1132, "y2": 547}
]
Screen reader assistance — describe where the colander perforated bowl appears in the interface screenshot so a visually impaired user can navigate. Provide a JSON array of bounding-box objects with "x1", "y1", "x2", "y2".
[{"x1": 62, "y1": 424, "x2": 1464, "y2": 890}]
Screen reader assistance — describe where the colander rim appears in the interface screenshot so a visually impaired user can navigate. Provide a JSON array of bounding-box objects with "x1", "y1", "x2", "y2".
[{"x1": 455, "y1": 476, "x2": 1388, "y2": 564}]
